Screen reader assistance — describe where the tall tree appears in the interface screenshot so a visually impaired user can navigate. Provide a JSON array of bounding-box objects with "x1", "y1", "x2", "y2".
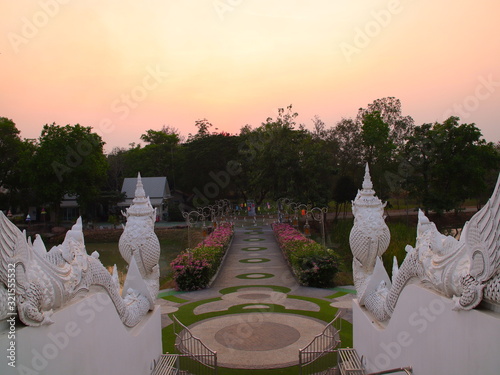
[
  {"x1": 188, "y1": 119, "x2": 214, "y2": 140},
  {"x1": 178, "y1": 131, "x2": 241, "y2": 207},
  {"x1": 357, "y1": 97, "x2": 414, "y2": 149},
  {"x1": 238, "y1": 106, "x2": 333, "y2": 205},
  {"x1": 361, "y1": 111, "x2": 395, "y2": 166},
  {"x1": 0, "y1": 118, "x2": 24, "y2": 188},
  {"x1": 359, "y1": 111, "x2": 396, "y2": 198},
  {"x1": 124, "y1": 126, "x2": 181, "y2": 190},
  {"x1": 30, "y1": 124, "x2": 107, "y2": 220},
  {"x1": 326, "y1": 117, "x2": 363, "y2": 178},
  {"x1": 403, "y1": 117, "x2": 499, "y2": 213},
  {"x1": 140, "y1": 125, "x2": 180, "y2": 146},
  {"x1": 0, "y1": 118, "x2": 35, "y2": 211}
]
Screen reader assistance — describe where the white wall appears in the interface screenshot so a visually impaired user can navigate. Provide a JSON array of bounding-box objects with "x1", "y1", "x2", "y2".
[
  {"x1": 0, "y1": 290, "x2": 162, "y2": 375},
  {"x1": 353, "y1": 284, "x2": 500, "y2": 375}
]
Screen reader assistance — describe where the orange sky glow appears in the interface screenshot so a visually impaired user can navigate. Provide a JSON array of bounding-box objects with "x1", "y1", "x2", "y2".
[{"x1": 1, "y1": 0, "x2": 500, "y2": 151}]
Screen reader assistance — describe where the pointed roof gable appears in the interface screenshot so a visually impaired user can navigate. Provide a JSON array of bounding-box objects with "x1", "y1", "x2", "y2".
[{"x1": 119, "y1": 176, "x2": 171, "y2": 207}]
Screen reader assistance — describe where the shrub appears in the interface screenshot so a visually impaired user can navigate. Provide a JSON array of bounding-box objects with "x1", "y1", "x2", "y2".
[
  {"x1": 273, "y1": 223, "x2": 340, "y2": 288},
  {"x1": 170, "y1": 252, "x2": 212, "y2": 291},
  {"x1": 171, "y1": 222, "x2": 233, "y2": 291}
]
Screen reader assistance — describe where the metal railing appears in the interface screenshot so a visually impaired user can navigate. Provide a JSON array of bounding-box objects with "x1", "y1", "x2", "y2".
[
  {"x1": 298, "y1": 312, "x2": 343, "y2": 375},
  {"x1": 152, "y1": 354, "x2": 179, "y2": 375},
  {"x1": 338, "y1": 349, "x2": 413, "y2": 375},
  {"x1": 172, "y1": 316, "x2": 218, "y2": 375},
  {"x1": 367, "y1": 367, "x2": 413, "y2": 375}
]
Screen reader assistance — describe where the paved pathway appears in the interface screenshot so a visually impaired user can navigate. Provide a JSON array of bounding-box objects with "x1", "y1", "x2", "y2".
[
  {"x1": 157, "y1": 221, "x2": 355, "y2": 370},
  {"x1": 212, "y1": 224, "x2": 297, "y2": 290}
]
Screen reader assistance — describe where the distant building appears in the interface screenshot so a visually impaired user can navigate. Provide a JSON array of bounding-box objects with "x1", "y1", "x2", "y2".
[
  {"x1": 60, "y1": 195, "x2": 79, "y2": 221},
  {"x1": 118, "y1": 176, "x2": 172, "y2": 221}
]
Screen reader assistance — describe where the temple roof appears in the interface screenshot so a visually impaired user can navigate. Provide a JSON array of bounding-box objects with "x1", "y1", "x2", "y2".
[{"x1": 118, "y1": 176, "x2": 171, "y2": 207}]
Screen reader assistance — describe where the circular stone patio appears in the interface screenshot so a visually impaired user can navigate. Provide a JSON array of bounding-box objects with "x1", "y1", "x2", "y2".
[{"x1": 185, "y1": 313, "x2": 328, "y2": 369}]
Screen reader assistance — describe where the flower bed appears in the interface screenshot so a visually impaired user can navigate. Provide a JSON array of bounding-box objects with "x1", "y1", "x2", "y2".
[
  {"x1": 272, "y1": 223, "x2": 340, "y2": 288},
  {"x1": 171, "y1": 222, "x2": 234, "y2": 291}
]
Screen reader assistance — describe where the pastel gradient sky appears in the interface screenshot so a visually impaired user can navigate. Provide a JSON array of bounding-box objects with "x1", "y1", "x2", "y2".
[{"x1": 1, "y1": 0, "x2": 499, "y2": 151}]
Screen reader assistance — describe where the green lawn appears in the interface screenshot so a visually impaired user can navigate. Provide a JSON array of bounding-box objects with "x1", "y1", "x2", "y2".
[
  {"x1": 84, "y1": 228, "x2": 202, "y2": 289},
  {"x1": 162, "y1": 285, "x2": 353, "y2": 374}
]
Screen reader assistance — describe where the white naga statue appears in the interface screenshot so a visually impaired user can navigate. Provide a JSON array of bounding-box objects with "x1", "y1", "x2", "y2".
[
  {"x1": 0, "y1": 174, "x2": 160, "y2": 328},
  {"x1": 350, "y1": 164, "x2": 391, "y2": 304},
  {"x1": 119, "y1": 173, "x2": 161, "y2": 300},
  {"x1": 351, "y1": 167, "x2": 500, "y2": 321}
]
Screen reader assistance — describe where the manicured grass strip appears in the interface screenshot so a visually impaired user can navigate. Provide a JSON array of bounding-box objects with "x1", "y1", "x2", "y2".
[
  {"x1": 243, "y1": 238, "x2": 265, "y2": 242},
  {"x1": 219, "y1": 285, "x2": 292, "y2": 295},
  {"x1": 161, "y1": 292, "x2": 353, "y2": 374},
  {"x1": 286, "y1": 294, "x2": 353, "y2": 348},
  {"x1": 325, "y1": 291, "x2": 348, "y2": 299},
  {"x1": 241, "y1": 246, "x2": 267, "y2": 251},
  {"x1": 162, "y1": 297, "x2": 222, "y2": 353},
  {"x1": 236, "y1": 273, "x2": 274, "y2": 280},
  {"x1": 239, "y1": 258, "x2": 271, "y2": 264},
  {"x1": 162, "y1": 295, "x2": 190, "y2": 303},
  {"x1": 328, "y1": 287, "x2": 357, "y2": 295},
  {"x1": 245, "y1": 231, "x2": 264, "y2": 235},
  {"x1": 157, "y1": 289, "x2": 185, "y2": 298}
]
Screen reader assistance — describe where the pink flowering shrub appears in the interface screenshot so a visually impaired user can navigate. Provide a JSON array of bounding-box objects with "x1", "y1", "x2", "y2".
[
  {"x1": 171, "y1": 222, "x2": 233, "y2": 291},
  {"x1": 273, "y1": 223, "x2": 340, "y2": 288}
]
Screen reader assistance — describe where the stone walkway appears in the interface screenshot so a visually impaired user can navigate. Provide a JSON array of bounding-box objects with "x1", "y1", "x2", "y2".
[{"x1": 157, "y1": 221, "x2": 355, "y2": 370}]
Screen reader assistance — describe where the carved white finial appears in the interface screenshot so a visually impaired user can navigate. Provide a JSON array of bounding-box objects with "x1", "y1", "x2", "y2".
[
  {"x1": 124, "y1": 172, "x2": 155, "y2": 217},
  {"x1": 392, "y1": 256, "x2": 399, "y2": 283},
  {"x1": 352, "y1": 163, "x2": 385, "y2": 208},
  {"x1": 362, "y1": 163, "x2": 373, "y2": 190},
  {"x1": 63, "y1": 216, "x2": 85, "y2": 245},
  {"x1": 133, "y1": 172, "x2": 147, "y2": 204},
  {"x1": 418, "y1": 209, "x2": 429, "y2": 224},
  {"x1": 416, "y1": 209, "x2": 432, "y2": 236}
]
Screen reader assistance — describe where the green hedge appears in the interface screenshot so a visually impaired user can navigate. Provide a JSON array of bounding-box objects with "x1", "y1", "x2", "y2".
[{"x1": 273, "y1": 223, "x2": 340, "y2": 288}]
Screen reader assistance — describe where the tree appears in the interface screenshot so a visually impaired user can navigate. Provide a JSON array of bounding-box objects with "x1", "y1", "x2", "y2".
[
  {"x1": 311, "y1": 115, "x2": 327, "y2": 140},
  {"x1": 238, "y1": 106, "x2": 333, "y2": 205},
  {"x1": 359, "y1": 111, "x2": 396, "y2": 198},
  {"x1": 140, "y1": 125, "x2": 180, "y2": 146},
  {"x1": 238, "y1": 106, "x2": 300, "y2": 204},
  {"x1": 357, "y1": 97, "x2": 414, "y2": 149},
  {"x1": 124, "y1": 126, "x2": 181, "y2": 190},
  {"x1": 332, "y1": 175, "x2": 358, "y2": 219},
  {"x1": 0, "y1": 118, "x2": 35, "y2": 211},
  {"x1": 326, "y1": 118, "x2": 363, "y2": 178},
  {"x1": 29, "y1": 124, "x2": 108, "y2": 220},
  {"x1": 403, "y1": 117, "x2": 500, "y2": 213},
  {"x1": 0, "y1": 118, "x2": 24, "y2": 188},
  {"x1": 361, "y1": 111, "x2": 395, "y2": 166},
  {"x1": 176, "y1": 132, "x2": 241, "y2": 207},
  {"x1": 188, "y1": 119, "x2": 214, "y2": 140},
  {"x1": 106, "y1": 147, "x2": 128, "y2": 192}
]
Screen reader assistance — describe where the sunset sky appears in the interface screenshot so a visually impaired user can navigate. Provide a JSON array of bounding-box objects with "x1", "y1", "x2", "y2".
[{"x1": 1, "y1": 0, "x2": 499, "y2": 151}]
